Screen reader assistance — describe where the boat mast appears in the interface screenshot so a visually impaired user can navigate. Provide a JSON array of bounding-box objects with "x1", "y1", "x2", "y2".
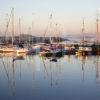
[
  {"x1": 32, "y1": 13, "x2": 35, "y2": 44},
  {"x1": 58, "y1": 24, "x2": 61, "y2": 43},
  {"x1": 55, "y1": 23, "x2": 58, "y2": 43},
  {"x1": 5, "y1": 14, "x2": 9, "y2": 46},
  {"x1": 96, "y1": 11, "x2": 99, "y2": 45},
  {"x1": 19, "y1": 18, "x2": 21, "y2": 43},
  {"x1": 32, "y1": 21, "x2": 34, "y2": 44},
  {"x1": 49, "y1": 14, "x2": 53, "y2": 44},
  {"x1": 28, "y1": 27, "x2": 31, "y2": 45},
  {"x1": 82, "y1": 18, "x2": 85, "y2": 45},
  {"x1": 11, "y1": 8, "x2": 14, "y2": 47}
]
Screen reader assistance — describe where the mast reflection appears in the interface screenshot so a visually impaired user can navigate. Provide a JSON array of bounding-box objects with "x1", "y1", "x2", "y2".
[
  {"x1": 41, "y1": 57, "x2": 61, "y2": 86},
  {"x1": 81, "y1": 56, "x2": 86, "y2": 81},
  {"x1": 1, "y1": 55, "x2": 16, "y2": 96},
  {"x1": 77, "y1": 55, "x2": 86, "y2": 82},
  {"x1": 95, "y1": 55, "x2": 100, "y2": 86},
  {"x1": 11, "y1": 59, "x2": 16, "y2": 96}
]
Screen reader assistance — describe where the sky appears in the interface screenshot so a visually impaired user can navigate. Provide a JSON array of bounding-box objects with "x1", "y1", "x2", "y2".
[{"x1": 0, "y1": 0, "x2": 99, "y2": 36}]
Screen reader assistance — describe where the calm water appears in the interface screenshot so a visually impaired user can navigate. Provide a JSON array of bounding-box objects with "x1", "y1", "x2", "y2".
[{"x1": 0, "y1": 55, "x2": 100, "y2": 100}]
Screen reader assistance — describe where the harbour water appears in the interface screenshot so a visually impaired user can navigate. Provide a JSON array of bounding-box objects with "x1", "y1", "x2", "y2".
[{"x1": 0, "y1": 55, "x2": 100, "y2": 100}]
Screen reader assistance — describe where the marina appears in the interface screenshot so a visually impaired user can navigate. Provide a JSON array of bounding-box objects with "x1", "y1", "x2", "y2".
[{"x1": 0, "y1": 0, "x2": 100, "y2": 100}]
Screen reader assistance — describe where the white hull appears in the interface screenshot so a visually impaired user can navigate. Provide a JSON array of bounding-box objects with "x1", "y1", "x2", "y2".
[
  {"x1": 1, "y1": 48, "x2": 15, "y2": 53},
  {"x1": 16, "y1": 48, "x2": 28, "y2": 53}
]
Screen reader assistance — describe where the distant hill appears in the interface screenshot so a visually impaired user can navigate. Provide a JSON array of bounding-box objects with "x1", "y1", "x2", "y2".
[{"x1": 65, "y1": 33, "x2": 95, "y2": 43}]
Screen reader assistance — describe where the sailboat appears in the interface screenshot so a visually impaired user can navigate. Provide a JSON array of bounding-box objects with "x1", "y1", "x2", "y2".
[
  {"x1": 39, "y1": 14, "x2": 64, "y2": 58},
  {"x1": 2, "y1": 8, "x2": 15, "y2": 53},
  {"x1": 91, "y1": 11, "x2": 100, "y2": 55},
  {"x1": 76, "y1": 18, "x2": 92, "y2": 56}
]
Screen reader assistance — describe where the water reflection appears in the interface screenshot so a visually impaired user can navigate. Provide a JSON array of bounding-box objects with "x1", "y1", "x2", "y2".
[
  {"x1": 11, "y1": 60, "x2": 16, "y2": 96},
  {"x1": 1, "y1": 56, "x2": 15, "y2": 96},
  {"x1": 41, "y1": 56, "x2": 62, "y2": 86},
  {"x1": 0, "y1": 54, "x2": 100, "y2": 100},
  {"x1": 94, "y1": 55, "x2": 100, "y2": 86}
]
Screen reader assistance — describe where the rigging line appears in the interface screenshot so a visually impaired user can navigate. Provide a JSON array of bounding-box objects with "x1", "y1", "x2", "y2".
[
  {"x1": 5, "y1": 8, "x2": 13, "y2": 35},
  {"x1": 44, "y1": 14, "x2": 55, "y2": 38}
]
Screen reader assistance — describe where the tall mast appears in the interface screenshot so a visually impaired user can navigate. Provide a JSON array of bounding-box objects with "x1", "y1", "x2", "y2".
[
  {"x1": 12, "y1": 8, "x2": 14, "y2": 47},
  {"x1": 82, "y1": 18, "x2": 85, "y2": 45},
  {"x1": 32, "y1": 13, "x2": 36, "y2": 44},
  {"x1": 49, "y1": 14, "x2": 53, "y2": 44},
  {"x1": 44, "y1": 14, "x2": 53, "y2": 44},
  {"x1": 5, "y1": 14, "x2": 9, "y2": 46},
  {"x1": 96, "y1": 11, "x2": 99, "y2": 44},
  {"x1": 28, "y1": 27, "x2": 31, "y2": 44},
  {"x1": 19, "y1": 18, "x2": 21, "y2": 43},
  {"x1": 55, "y1": 23, "x2": 58, "y2": 42},
  {"x1": 32, "y1": 21, "x2": 34, "y2": 44}
]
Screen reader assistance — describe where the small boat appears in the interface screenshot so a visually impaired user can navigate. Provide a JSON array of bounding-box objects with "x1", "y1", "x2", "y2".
[{"x1": 50, "y1": 57, "x2": 57, "y2": 62}]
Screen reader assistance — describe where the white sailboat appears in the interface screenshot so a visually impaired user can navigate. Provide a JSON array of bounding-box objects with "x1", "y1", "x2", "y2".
[
  {"x1": 76, "y1": 18, "x2": 92, "y2": 56},
  {"x1": 2, "y1": 8, "x2": 15, "y2": 53}
]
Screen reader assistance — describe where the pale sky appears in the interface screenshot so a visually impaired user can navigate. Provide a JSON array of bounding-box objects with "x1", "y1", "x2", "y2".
[{"x1": 0, "y1": 0, "x2": 99, "y2": 36}]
